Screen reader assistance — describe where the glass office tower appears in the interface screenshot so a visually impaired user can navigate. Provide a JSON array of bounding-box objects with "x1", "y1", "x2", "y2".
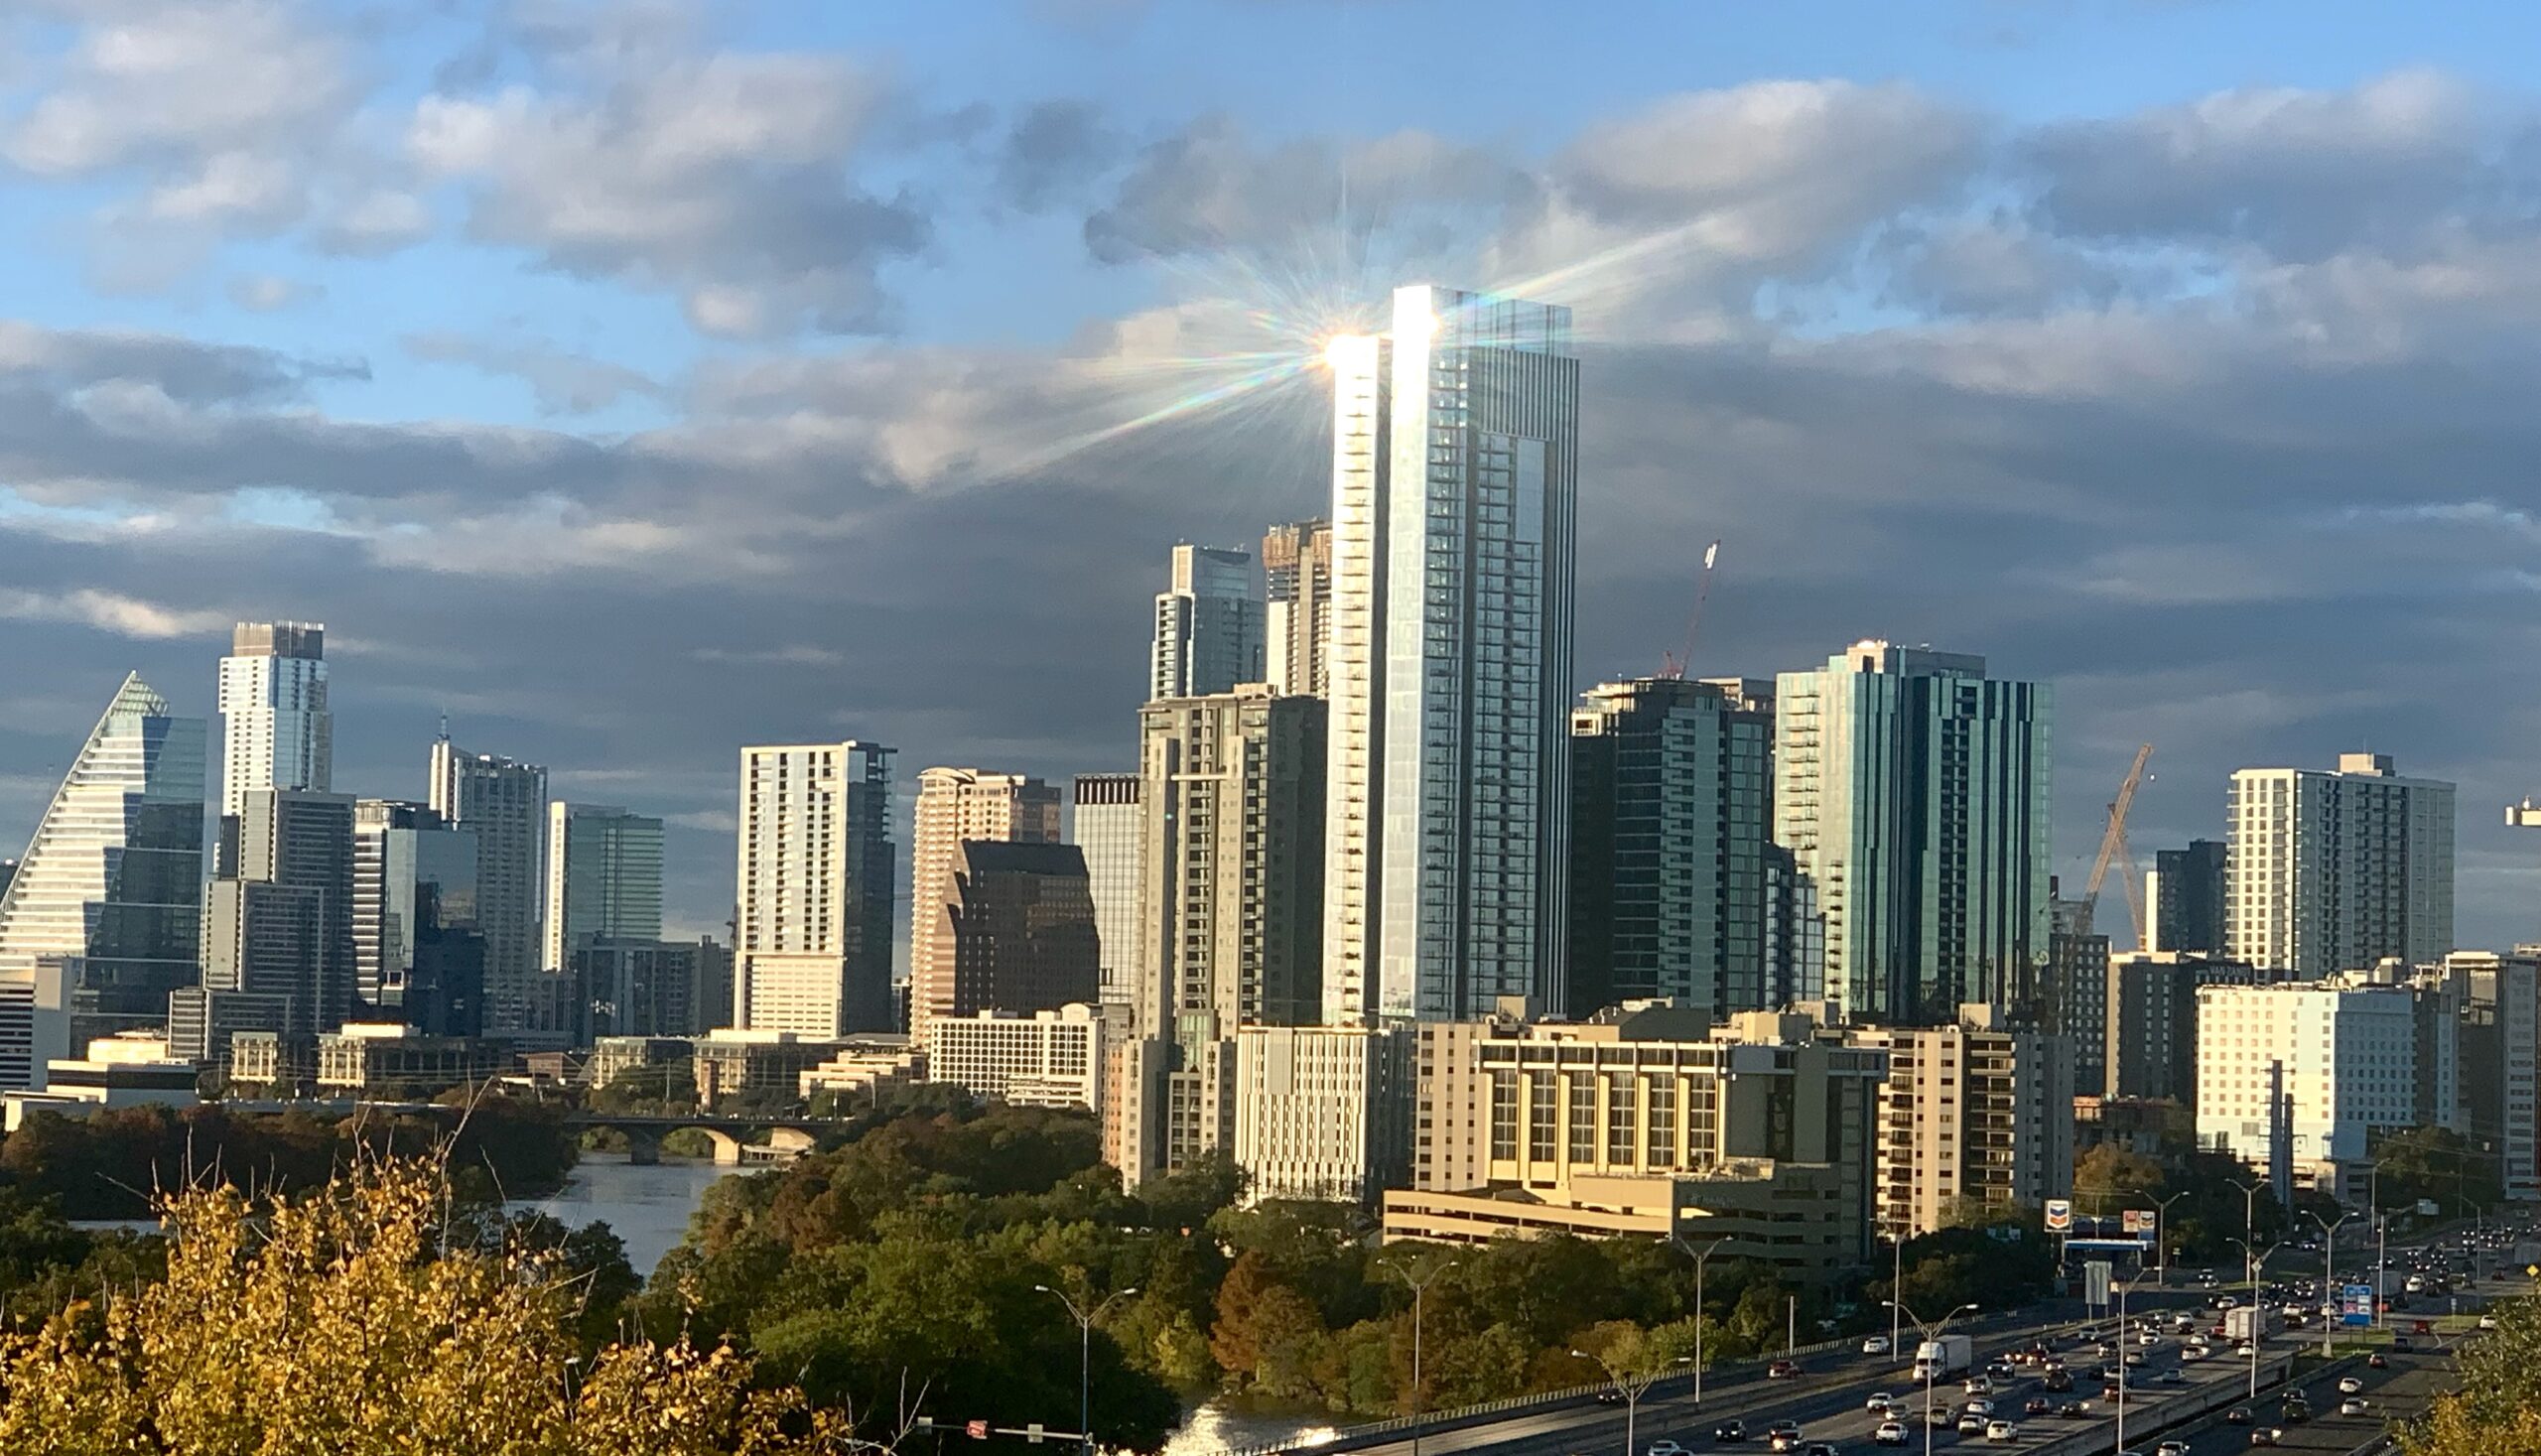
[{"x1": 1323, "y1": 284, "x2": 1580, "y2": 1023}]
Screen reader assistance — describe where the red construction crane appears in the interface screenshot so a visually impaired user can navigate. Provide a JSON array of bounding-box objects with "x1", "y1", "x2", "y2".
[{"x1": 2082, "y1": 743, "x2": 2154, "y2": 948}]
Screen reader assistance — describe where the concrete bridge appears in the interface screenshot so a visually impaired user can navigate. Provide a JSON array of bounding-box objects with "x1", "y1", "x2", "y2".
[{"x1": 565, "y1": 1113, "x2": 833, "y2": 1166}]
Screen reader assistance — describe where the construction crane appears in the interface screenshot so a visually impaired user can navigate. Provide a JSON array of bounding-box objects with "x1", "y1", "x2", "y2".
[
  {"x1": 1658, "y1": 540, "x2": 1722, "y2": 679},
  {"x1": 2082, "y1": 743, "x2": 2154, "y2": 948}
]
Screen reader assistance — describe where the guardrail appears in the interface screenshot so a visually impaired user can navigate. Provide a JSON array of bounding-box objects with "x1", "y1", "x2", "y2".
[
  {"x1": 1199, "y1": 1305, "x2": 2105, "y2": 1456},
  {"x1": 1205, "y1": 1333, "x2": 1867, "y2": 1456}
]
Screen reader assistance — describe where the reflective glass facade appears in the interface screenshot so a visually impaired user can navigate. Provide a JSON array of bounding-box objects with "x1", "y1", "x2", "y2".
[
  {"x1": 1323, "y1": 284, "x2": 1579, "y2": 1023},
  {"x1": 0, "y1": 674, "x2": 206, "y2": 1081}
]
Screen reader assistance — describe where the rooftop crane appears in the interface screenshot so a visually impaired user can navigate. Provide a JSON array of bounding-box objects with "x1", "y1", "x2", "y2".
[
  {"x1": 1658, "y1": 540, "x2": 1722, "y2": 679},
  {"x1": 2082, "y1": 743, "x2": 2154, "y2": 949}
]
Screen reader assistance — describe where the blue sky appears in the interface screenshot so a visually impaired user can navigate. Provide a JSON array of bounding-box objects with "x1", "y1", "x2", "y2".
[{"x1": 1, "y1": 0, "x2": 2538, "y2": 950}]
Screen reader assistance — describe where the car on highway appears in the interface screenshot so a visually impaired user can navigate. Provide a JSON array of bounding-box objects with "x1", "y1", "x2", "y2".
[
  {"x1": 1796, "y1": 1445, "x2": 1834, "y2": 1456},
  {"x1": 1872, "y1": 1420, "x2": 1909, "y2": 1447},
  {"x1": 2236, "y1": 1341, "x2": 2258, "y2": 1358},
  {"x1": 1962, "y1": 1376, "x2": 1991, "y2": 1394},
  {"x1": 2182, "y1": 1346, "x2": 2206, "y2": 1362},
  {"x1": 1956, "y1": 1413, "x2": 1987, "y2": 1435},
  {"x1": 2225, "y1": 1406, "x2": 2253, "y2": 1424},
  {"x1": 1596, "y1": 1391, "x2": 1625, "y2": 1405},
  {"x1": 1985, "y1": 1419, "x2": 2018, "y2": 1441},
  {"x1": 1961, "y1": 1399, "x2": 1993, "y2": 1418},
  {"x1": 1864, "y1": 1392, "x2": 1893, "y2": 1413},
  {"x1": 2158, "y1": 1443, "x2": 2191, "y2": 1456},
  {"x1": 2024, "y1": 1397, "x2": 2051, "y2": 1415},
  {"x1": 2123, "y1": 1350, "x2": 2148, "y2": 1367},
  {"x1": 1860, "y1": 1335, "x2": 1892, "y2": 1357},
  {"x1": 1709, "y1": 1421, "x2": 1744, "y2": 1443},
  {"x1": 1647, "y1": 1443, "x2": 1688, "y2": 1456},
  {"x1": 2339, "y1": 1376, "x2": 2364, "y2": 1393},
  {"x1": 1766, "y1": 1361, "x2": 1800, "y2": 1380},
  {"x1": 2481, "y1": 1314, "x2": 2500, "y2": 1330},
  {"x1": 2341, "y1": 1397, "x2": 2370, "y2": 1416},
  {"x1": 2369, "y1": 1352, "x2": 2389, "y2": 1368},
  {"x1": 1764, "y1": 1420, "x2": 1802, "y2": 1450},
  {"x1": 2249, "y1": 1426, "x2": 2282, "y2": 1446},
  {"x1": 2042, "y1": 1367, "x2": 2073, "y2": 1390}
]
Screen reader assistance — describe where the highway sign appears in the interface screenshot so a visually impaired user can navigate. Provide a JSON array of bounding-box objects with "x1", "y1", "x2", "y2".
[{"x1": 2341, "y1": 1283, "x2": 2374, "y2": 1326}]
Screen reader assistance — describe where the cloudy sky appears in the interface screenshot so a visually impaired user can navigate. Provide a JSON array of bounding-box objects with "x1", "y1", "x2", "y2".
[{"x1": 2, "y1": 0, "x2": 2537, "y2": 950}]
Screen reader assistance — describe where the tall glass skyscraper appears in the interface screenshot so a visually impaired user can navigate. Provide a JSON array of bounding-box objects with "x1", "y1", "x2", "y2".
[
  {"x1": 541, "y1": 802, "x2": 664, "y2": 973},
  {"x1": 1774, "y1": 640, "x2": 2053, "y2": 1024},
  {"x1": 1149, "y1": 544, "x2": 1262, "y2": 701},
  {"x1": 0, "y1": 673, "x2": 205, "y2": 1087},
  {"x1": 429, "y1": 737, "x2": 547, "y2": 1032},
  {"x1": 1322, "y1": 284, "x2": 1580, "y2": 1023},
  {"x1": 216, "y1": 621, "x2": 330, "y2": 819}
]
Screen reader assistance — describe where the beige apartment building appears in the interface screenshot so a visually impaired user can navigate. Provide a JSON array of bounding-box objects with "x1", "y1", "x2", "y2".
[
  {"x1": 1381, "y1": 1001, "x2": 1885, "y2": 1282},
  {"x1": 908, "y1": 768, "x2": 1062, "y2": 1046},
  {"x1": 1850, "y1": 1005, "x2": 2074, "y2": 1238}
]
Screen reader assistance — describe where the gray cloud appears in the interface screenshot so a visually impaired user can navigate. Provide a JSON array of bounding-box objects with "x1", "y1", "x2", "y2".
[{"x1": 403, "y1": 332, "x2": 668, "y2": 416}]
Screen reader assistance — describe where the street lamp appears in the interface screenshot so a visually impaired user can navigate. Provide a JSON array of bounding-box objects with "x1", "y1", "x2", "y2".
[
  {"x1": 2112, "y1": 1266, "x2": 2158, "y2": 1456},
  {"x1": 1570, "y1": 1346, "x2": 1692, "y2": 1456},
  {"x1": 2152, "y1": 1190, "x2": 2192, "y2": 1286},
  {"x1": 2227, "y1": 1240, "x2": 2277, "y2": 1399},
  {"x1": 1034, "y1": 1283, "x2": 1138, "y2": 1456},
  {"x1": 1671, "y1": 1235, "x2": 1727, "y2": 1405},
  {"x1": 1385, "y1": 1257, "x2": 1458, "y2": 1456},
  {"x1": 1883, "y1": 1298, "x2": 1977, "y2": 1456},
  {"x1": 2309, "y1": 1210, "x2": 2352, "y2": 1358}
]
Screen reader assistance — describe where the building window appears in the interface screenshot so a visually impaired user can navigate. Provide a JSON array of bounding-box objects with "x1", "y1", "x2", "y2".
[
  {"x1": 1567, "y1": 1075, "x2": 1595, "y2": 1163},
  {"x1": 1490, "y1": 1068, "x2": 1518, "y2": 1160},
  {"x1": 1607, "y1": 1077, "x2": 1637, "y2": 1165}
]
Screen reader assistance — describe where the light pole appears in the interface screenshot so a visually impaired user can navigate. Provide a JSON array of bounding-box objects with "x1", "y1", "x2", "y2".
[
  {"x1": 1884, "y1": 1298, "x2": 1977, "y2": 1456},
  {"x1": 2153, "y1": 1190, "x2": 2191, "y2": 1286},
  {"x1": 2113, "y1": 1266, "x2": 2156, "y2": 1456},
  {"x1": 1672, "y1": 1235, "x2": 1726, "y2": 1405},
  {"x1": 2228, "y1": 1240, "x2": 2276, "y2": 1399},
  {"x1": 1571, "y1": 1346, "x2": 1691, "y2": 1456},
  {"x1": 2309, "y1": 1211, "x2": 2352, "y2": 1357},
  {"x1": 1033, "y1": 1283, "x2": 1139, "y2": 1456},
  {"x1": 1385, "y1": 1257, "x2": 1457, "y2": 1456}
]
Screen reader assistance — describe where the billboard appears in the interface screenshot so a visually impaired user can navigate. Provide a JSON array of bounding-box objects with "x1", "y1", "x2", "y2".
[
  {"x1": 2122, "y1": 1209, "x2": 2155, "y2": 1236},
  {"x1": 2341, "y1": 1283, "x2": 2375, "y2": 1326},
  {"x1": 2084, "y1": 1260, "x2": 2113, "y2": 1306},
  {"x1": 2045, "y1": 1199, "x2": 2073, "y2": 1232}
]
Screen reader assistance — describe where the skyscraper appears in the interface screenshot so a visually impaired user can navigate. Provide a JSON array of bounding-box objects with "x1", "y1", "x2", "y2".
[
  {"x1": 733, "y1": 741, "x2": 895, "y2": 1037},
  {"x1": 1263, "y1": 519, "x2": 1333, "y2": 698},
  {"x1": 541, "y1": 803, "x2": 664, "y2": 972},
  {"x1": 1135, "y1": 685, "x2": 1327, "y2": 1040},
  {"x1": 1774, "y1": 640, "x2": 2052, "y2": 1024},
  {"x1": 909, "y1": 767, "x2": 1061, "y2": 1045},
  {"x1": 1322, "y1": 284, "x2": 1580, "y2": 1024},
  {"x1": 1069, "y1": 773, "x2": 1142, "y2": 1014},
  {"x1": 931, "y1": 841, "x2": 1101, "y2": 1023},
  {"x1": 216, "y1": 621, "x2": 330, "y2": 819},
  {"x1": 0, "y1": 675, "x2": 205, "y2": 1088},
  {"x1": 2148, "y1": 840, "x2": 2227, "y2": 954},
  {"x1": 428, "y1": 737, "x2": 547, "y2": 1032},
  {"x1": 1149, "y1": 544, "x2": 1262, "y2": 702},
  {"x1": 202, "y1": 788, "x2": 357, "y2": 1041},
  {"x1": 1565, "y1": 677, "x2": 1774, "y2": 1020},
  {"x1": 350, "y1": 799, "x2": 478, "y2": 1023},
  {"x1": 2226, "y1": 754, "x2": 2455, "y2": 979}
]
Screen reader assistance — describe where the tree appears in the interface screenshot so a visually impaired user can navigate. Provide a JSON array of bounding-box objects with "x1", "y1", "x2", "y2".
[
  {"x1": 0, "y1": 1156, "x2": 884, "y2": 1454},
  {"x1": 2371, "y1": 1125, "x2": 2504, "y2": 1217},
  {"x1": 2403, "y1": 1289, "x2": 2541, "y2": 1454}
]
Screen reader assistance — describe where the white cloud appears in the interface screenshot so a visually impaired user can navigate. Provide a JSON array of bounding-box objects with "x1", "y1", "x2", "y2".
[{"x1": 0, "y1": 587, "x2": 225, "y2": 639}]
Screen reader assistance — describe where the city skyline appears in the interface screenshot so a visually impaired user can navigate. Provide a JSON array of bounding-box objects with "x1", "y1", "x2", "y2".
[{"x1": 4, "y1": 4, "x2": 2541, "y2": 953}]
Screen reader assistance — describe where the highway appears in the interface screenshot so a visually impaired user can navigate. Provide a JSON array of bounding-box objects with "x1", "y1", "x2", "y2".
[
  {"x1": 1344, "y1": 1292, "x2": 2259, "y2": 1456},
  {"x1": 2128, "y1": 1339, "x2": 2461, "y2": 1455}
]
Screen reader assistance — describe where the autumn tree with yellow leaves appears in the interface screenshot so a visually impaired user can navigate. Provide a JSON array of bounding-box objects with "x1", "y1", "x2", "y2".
[{"x1": 0, "y1": 1156, "x2": 902, "y2": 1455}]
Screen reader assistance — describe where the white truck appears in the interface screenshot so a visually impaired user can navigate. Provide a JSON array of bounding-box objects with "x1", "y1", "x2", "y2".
[
  {"x1": 1913, "y1": 1335, "x2": 1974, "y2": 1382},
  {"x1": 2221, "y1": 1305, "x2": 2283, "y2": 1343}
]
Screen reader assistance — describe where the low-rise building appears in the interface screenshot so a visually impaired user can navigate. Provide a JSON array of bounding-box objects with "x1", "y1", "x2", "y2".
[
  {"x1": 1, "y1": 1032, "x2": 201, "y2": 1130},
  {"x1": 692, "y1": 1029, "x2": 852, "y2": 1108},
  {"x1": 925, "y1": 1002, "x2": 1119, "y2": 1111},
  {"x1": 1387, "y1": 1000, "x2": 1884, "y2": 1276},
  {"x1": 2195, "y1": 970, "x2": 2450, "y2": 1195},
  {"x1": 798, "y1": 1044, "x2": 927, "y2": 1103},
  {"x1": 587, "y1": 1036, "x2": 695, "y2": 1092},
  {"x1": 316, "y1": 1023, "x2": 510, "y2": 1092},
  {"x1": 1381, "y1": 1159, "x2": 1857, "y2": 1282}
]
